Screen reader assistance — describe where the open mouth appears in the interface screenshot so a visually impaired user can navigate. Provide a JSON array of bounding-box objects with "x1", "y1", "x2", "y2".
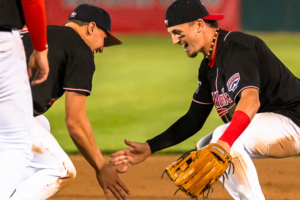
[
  {"x1": 94, "y1": 48, "x2": 103, "y2": 54},
  {"x1": 184, "y1": 44, "x2": 188, "y2": 51}
]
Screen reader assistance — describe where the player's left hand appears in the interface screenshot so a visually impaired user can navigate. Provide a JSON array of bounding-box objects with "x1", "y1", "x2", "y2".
[
  {"x1": 96, "y1": 163, "x2": 130, "y2": 200},
  {"x1": 163, "y1": 143, "x2": 234, "y2": 199},
  {"x1": 28, "y1": 49, "x2": 49, "y2": 86}
]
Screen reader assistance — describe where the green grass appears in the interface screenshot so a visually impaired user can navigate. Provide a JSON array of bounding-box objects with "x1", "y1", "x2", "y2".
[{"x1": 44, "y1": 32, "x2": 300, "y2": 154}]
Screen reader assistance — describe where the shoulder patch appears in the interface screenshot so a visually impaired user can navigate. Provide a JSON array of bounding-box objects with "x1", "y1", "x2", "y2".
[{"x1": 227, "y1": 73, "x2": 240, "y2": 92}]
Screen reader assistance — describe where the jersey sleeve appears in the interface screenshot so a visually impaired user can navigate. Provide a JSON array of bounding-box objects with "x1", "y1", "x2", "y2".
[
  {"x1": 193, "y1": 59, "x2": 214, "y2": 105},
  {"x1": 63, "y1": 46, "x2": 95, "y2": 96},
  {"x1": 224, "y1": 41, "x2": 261, "y2": 104},
  {"x1": 21, "y1": 0, "x2": 48, "y2": 51}
]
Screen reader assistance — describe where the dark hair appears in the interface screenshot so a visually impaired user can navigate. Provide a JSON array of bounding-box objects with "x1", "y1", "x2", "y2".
[
  {"x1": 65, "y1": 19, "x2": 89, "y2": 26},
  {"x1": 188, "y1": 21, "x2": 196, "y2": 27},
  {"x1": 203, "y1": 19, "x2": 219, "y2": 28}
]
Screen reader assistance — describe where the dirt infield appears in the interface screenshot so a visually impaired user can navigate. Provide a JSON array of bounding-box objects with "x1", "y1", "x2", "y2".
[{"x1": 49, "y1": 156, "x2": 300, "y2": 200}]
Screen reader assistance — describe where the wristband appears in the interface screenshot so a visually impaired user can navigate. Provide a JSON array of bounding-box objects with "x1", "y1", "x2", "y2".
[{"x1": 219, "y1": 110, "x2": 250, "y2": 147}]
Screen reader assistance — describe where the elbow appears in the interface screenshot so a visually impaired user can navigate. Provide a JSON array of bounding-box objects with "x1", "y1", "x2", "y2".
[
  {"x1": 65, "y1": 117, "x2": 80, "y2": 133},
  {"x1": 254, "y1": 98, "x2": 260, "y2": 113}
]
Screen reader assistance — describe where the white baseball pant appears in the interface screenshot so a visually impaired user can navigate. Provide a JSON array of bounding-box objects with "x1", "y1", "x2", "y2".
[
  {"x1": 10, "y1": 115, "x2": 76, "y2": 200},
  {"x1": 198, "y1": 112, "x2": 300, "y2": 200},
  {"x1": 0, "y1": 30, "x2": 33, "y2": 199}
]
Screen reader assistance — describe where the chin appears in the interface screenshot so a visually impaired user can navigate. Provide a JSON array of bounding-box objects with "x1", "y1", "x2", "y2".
[{"x1": 186, "y1": 51, "x2": 198, "y2": 58}]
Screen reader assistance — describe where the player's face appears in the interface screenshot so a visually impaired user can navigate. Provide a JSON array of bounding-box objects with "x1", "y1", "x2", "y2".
[
  {"x1": 85, "y1": 23, "x2": 108, "y2": 53},
  {"x1": 167, "y1": 23, "x2": 202, "y2": 58}
]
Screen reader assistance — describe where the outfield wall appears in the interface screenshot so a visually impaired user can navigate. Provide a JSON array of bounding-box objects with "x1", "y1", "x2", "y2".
[
  {"x1": 242, "y1": 0, "x2": 300, "y2": 31},
  {"x1": 45, "y1": 0, "x2": 241, "y2": 33}
]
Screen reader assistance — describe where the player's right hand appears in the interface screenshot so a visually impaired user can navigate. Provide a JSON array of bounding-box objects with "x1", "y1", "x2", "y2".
[
  {"x1": 96, "y1": 164, "x2": 130, "y2": 200},
  {"x1": 110, "y1": 140, "x2": 151, "y2": 173},
  {"x1": 28, "y1": 49, "x2": 49, "y2": 86}
]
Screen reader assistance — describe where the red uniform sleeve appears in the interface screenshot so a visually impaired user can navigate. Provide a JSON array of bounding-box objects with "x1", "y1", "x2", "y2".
[{"x1": 21, "y1": 0, "x2": 48, "y2": 51}]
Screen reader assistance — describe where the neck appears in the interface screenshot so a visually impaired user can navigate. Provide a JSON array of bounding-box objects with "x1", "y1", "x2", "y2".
[
  {"x1": 65, "y1": 22, "x2": 80, "y2": 34},
  {"x1": 203, "y1": 28, "x2": 219, "y2": 60}
]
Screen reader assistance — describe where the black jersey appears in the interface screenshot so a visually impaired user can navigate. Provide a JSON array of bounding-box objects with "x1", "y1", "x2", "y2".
[
  {"x1": 193, "y1": 29, "x2": 300, "y2": 126},
  {"x1": 22, "y1": 26, "x2": 95, "y2": 116},
  {"x1": 0, "y1": 0, "x2": 25, "y2": 29}
]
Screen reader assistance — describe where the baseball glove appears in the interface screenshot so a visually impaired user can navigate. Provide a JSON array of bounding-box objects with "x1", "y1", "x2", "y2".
[{"x1": 162, "y1": 143, "x2": 234, "y2": 199}]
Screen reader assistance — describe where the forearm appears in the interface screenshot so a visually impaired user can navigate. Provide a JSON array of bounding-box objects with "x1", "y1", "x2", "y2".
[
  {"x1": 67, "y1": 116, "x2": 105, "y2": 172},
  {"x1": 147, "y1": 103, "x2": 213, "y2": 153},
  {"x1": 219, "y1": 89, "x2": 260, "y2": 148},
  {"x1": 235, "y1": 94, "x2": 260, "y2": 120}
]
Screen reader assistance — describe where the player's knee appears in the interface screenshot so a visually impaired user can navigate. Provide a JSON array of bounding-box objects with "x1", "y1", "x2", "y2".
[
  {"x1": 197, "y1": 132, "x2": 213, "y2": 149},
  {"x1": 56, "y1": 163, "x2": 76, "y2": 190},
  {"x1": 66, "y1": 163, "x2": 76, "y2": 180},
  {"x1": 34, "y1": 115, "x2": 51, "y2": 132}
]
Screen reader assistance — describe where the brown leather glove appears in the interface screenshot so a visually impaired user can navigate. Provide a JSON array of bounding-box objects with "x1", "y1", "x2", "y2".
[{"x1": 162, "y1": 144, "x2": 234, "y2": 199}]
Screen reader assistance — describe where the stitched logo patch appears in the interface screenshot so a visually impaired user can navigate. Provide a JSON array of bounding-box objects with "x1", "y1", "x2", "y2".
[
  {"x1": 164, "y1": 19, "x2": 168, "y2": 26},
  {"x1": 227, "y1": 73, "x2": 240, "y2": 92},
  {"x1": 70, "y1": 12, "x2": 77, "y2": 18}
]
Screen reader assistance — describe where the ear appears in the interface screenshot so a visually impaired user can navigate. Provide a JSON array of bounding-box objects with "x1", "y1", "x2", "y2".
[
  {"x1": 87, "y1": 22, "x2": 97, "y2": 35},
  {"x1": 196, "y1": 18, "x2": 204, "y2": 31}
]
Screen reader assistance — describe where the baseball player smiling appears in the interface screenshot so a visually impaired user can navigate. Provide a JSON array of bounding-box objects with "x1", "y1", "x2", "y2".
[{"x1": 110, "y1": 1, "x2": 300, "y2": 199}]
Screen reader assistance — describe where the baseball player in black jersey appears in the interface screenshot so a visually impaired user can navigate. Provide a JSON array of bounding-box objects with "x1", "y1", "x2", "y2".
[
  {"x1": 13, "y1": 4, "x2": 129, "y2": 200},
  {"x1": 110, "y1": 1, "x2": 300, "y2": 199}
]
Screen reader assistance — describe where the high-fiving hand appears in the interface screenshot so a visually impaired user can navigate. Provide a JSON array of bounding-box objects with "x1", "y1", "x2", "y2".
[
  {"x1": 97, "y1": 164, "x2": 130, "y2": 200},
  {"x1": 110, "y1": 140, "x2": 152, "y2": 173}
]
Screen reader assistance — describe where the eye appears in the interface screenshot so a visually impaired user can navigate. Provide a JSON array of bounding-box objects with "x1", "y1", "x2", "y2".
[{"x1": 178, "y1": 35, "x2": 185, "y2": 39}]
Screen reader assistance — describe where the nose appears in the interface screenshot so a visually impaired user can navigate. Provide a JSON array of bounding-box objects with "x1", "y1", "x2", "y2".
[{"x1": 171, "y1": 35, "x2": 180, "y2": 45}]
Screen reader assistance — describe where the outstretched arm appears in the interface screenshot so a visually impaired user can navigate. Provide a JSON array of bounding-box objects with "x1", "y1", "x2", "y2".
[
  {"x1": 65, "y1": 91, "x2": 130, "y2": 200},
  {"x1": 110, "y1": 101, "x2": 213, "y2": 172}
]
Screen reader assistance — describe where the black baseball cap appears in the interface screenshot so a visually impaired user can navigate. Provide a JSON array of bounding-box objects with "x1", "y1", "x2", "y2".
[
  {"x1": 165, "y1": 0, "x2": 225, "y2": 28},
  {"x1": 68, "y1": 4, "x2": 122, "y2": 47}
]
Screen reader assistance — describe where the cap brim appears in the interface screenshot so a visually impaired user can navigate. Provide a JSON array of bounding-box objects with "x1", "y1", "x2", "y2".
[
  {"x1": 104, "y1": 31, "x2": 122, "y2": 47},
  {"x1": 203, "y1": 14, "x2": 225, "y2": 21}
]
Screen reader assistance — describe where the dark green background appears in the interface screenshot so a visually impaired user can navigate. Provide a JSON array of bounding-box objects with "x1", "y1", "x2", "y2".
[{"x1": 242, "y1": 0, "x2": 300, "y2": 31}]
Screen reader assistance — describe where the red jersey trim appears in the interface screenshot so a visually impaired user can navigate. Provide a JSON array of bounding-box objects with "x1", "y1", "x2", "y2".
[
  {"x1": 63, "y1": 87, "x2": 91, "y2": 94},
  {"x1": 192, "y1": 99, "x2": 213, "y2": 105},
  {"x1": 234, "y1": 86, "x2": 260, "y2": 103}
]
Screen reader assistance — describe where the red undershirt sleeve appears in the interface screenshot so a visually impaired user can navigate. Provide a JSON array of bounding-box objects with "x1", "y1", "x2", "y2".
[
  {"x1": 21, "y1": 0, "x2": 48, "y2": 51},
  {"x1": 219, "y1": 110, "x2": 251, "y2": 147}
]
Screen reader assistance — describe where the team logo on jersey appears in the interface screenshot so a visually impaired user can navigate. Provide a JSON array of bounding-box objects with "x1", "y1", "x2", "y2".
[
  {"x1": 70, "y1": 12, "x2": 77, "y2": 18},
  {"x1": 227, "y1": 73, "x2": 240, "y2": 92},
  {"x1": 164, "y1": 20, "x2": 168, "y2": 26},
  {"x1": 211, "y1": 88, "x2": 233, "y2": 110},
  {"x1": 195, "y1": 81, "x2": 202, "y2": 94}
]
